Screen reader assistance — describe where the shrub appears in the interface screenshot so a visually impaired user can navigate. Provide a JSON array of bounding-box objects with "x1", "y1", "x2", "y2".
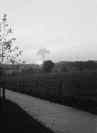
[
  {"x1": 42, "y1": 60, "x2": 55, "y2": 73},
  {"x1": 2, "y1": 71, "x2": 97, "y2": 114}
]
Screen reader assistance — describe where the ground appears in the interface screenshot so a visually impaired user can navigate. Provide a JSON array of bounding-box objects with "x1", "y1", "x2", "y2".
[
  {"x1": 5, "y1": 90, "x2": 97, "y2": 133},
  {"x1": 1, "y1": 99, "x2": 54, "y2": 133}
]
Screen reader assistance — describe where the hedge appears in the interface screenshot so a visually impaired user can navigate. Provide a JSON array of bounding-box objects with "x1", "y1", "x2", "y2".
[{"x1": 1, "y1": 71, "x2": 97, "y2": 114}]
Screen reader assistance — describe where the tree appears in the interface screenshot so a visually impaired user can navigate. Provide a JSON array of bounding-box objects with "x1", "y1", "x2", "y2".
[
  {"x1": 42, "y1": 60, "x2": 55, "y2": 73},
  {"x1": 37, "y1": 48, "x2": 50, "y2": 62},
  {"x1": 0, "y1": 14, "x2": 23, "y2": 100},
  {"x1": 0, "y1": 14, "x2": 23, "y2": 64}
]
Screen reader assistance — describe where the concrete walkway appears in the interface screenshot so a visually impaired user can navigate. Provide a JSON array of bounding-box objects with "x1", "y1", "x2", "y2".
[{"x1": 6, "y1": 90, "x2": 97, "y2": 133}]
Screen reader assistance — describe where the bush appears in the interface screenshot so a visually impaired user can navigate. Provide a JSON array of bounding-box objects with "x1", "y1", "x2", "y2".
[
  {"x1": 42, "y1": 60, "x2": 55, "y2": 73},
  {"x1": 2, "y1": 71, "x2": 97, "y2": 114}
]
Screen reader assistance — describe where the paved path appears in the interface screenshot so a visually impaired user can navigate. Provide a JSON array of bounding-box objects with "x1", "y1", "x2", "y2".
[
  {"x1": 6, "y1": 90, "x2": 97, "y2": 133},
  {"x1": 2, "y1": 100, "x2": 54, "y2": 133}
]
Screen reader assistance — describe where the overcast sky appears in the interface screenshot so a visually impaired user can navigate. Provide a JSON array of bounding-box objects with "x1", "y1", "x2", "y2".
[{"x1": 0, "y1": 0, "x2": 97, "y2": 63}]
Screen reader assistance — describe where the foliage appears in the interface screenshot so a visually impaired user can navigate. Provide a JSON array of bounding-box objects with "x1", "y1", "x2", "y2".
[
  {"x1": 0, "y1": 14, "x2": 23, "y2": 64},
  {"x1": 42, "y1": 60, "x2": 55, "y2": 72},
  {"x1": 53, "y1": 61, "x2": 97, "y2": 72},
  {"x1": 2, "y1": 71, "x2": 97, "y2": 110},
  {"x1": 0, "y1": 66, "x2": 4, "y2": 76}
]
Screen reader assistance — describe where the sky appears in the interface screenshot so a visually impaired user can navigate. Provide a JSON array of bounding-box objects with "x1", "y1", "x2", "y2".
[{"x1": 0, "y1": 0, "x2": 97, "y2": 64}]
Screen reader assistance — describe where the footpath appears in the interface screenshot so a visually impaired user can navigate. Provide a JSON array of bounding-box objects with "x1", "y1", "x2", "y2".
[
  {"x1": 2, "y1": 99, "x2": 54, "y2": 133},
  {"x1": 6, "y1": 90, "x2": 97, "y2": 133}
]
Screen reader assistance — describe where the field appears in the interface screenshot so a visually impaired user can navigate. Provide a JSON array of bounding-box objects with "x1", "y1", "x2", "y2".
[{"x1": 1, "y1": 71, "x2": 97, "y2": 114}]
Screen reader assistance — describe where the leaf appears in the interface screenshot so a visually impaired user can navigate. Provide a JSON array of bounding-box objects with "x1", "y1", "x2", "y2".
[{"x1": 7, "y1": 28, "x2": 12, "y2": 34}]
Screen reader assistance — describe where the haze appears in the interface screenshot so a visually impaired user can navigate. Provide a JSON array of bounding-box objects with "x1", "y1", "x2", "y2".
[{"x1": 0, "y1": 0, "x2": 97, "y2": 63}]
